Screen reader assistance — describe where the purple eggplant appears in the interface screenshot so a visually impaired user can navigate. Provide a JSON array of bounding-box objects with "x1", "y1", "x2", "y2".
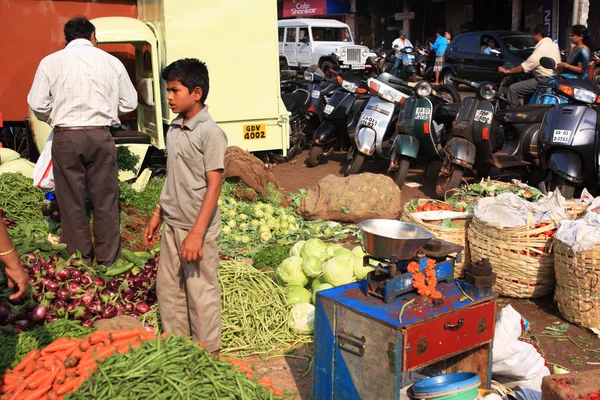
[
  {"x1": 82, "y1": 320, "x2": 94, "y2": 328},
  {"x1": 102, "y1": 305, "x2": 117, "y2": 319},
  {"x1": 31, "y1": 305, "x2": 48, "y2": 322},
  {"x1": 80, "y1": 274, "x2": 93, "y2": 286},
  {"x1": 46, "y1": 265, "x2": 56, "y2": 278},
  {"x1": 129, "y1": 311, "x2": 141, "y2": 318},
  {"x1": 124, "y1": 303, "x2": 134, "y2": 312},
  {"x1": 106, "y1": 280, "x2": 119, "y2": 291},
  {"x1": 68, "y1": 281, "x2": 81, "y2": 294},
  {"x1": 81, "y1": 293, "x2": 95, "y2": 307},
  {"x1": 94, "y1": 277, "x2": 106, "y2": 287},
  {"x1": 15, "y1": 319, "x2": 34, "y2": 330},
  {"x1": 70, "y1": 269, "x2": 82, "y2": 279},
  {"x1": 56, "y1": 288, "x2": 71, "y2": 301},
  {"x1": 88, "y1": 302, "x2": 102, "y2": 315},
  {"x1": 135, "y1": 302, "x2": 150, "y2": 314},
  {"x1": 45, "y1": 280, "x2": 60, "y2": 292},
  {"x1": 56, "y1": 268, "x2": 71, "y2": 282},
  {"x1": 30, "y1": 262, "x2": 42, "y2": 275}
]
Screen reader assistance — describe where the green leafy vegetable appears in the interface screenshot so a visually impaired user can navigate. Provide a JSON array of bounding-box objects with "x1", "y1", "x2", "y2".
[{"x1": 251, "y1": 244, "x2": 292, "y2": 269}]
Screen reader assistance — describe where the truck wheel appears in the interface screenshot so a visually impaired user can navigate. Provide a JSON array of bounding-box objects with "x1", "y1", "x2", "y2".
[
  {"x1": 279, "y1": 59, "x2": 288, "y2": 71},
  {"x1": 305, "y1": 145, "x2": 323, "y2": 167},
  {"x1": 435, "y1": 161, "x2": 464, "y2": 199},
  {"x1": 436, "y1": 84, "x2": 461, "y2": 103},
  {"x1": 392, "y1": 157, "x2": 411, "y2": 189},
  {"x1": 344, "y1": 152, "x2": 365, "y2": 176}
]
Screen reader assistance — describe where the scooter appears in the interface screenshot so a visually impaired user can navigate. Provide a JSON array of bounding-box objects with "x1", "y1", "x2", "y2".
[
  {"x1": 344, "y1": 73, "x2": 412, "y2": 175},
  {"x1": 390, "y1": 81, "x2": 461, "y2": 188},
  {"x1": 537, "y1": 56, "x2": 600, "y2": 198},
  {"x1": 435, "y1": 77, "x2": 554, "y2": 198},
  {"x1": 395, "y1": 47, "x2": 418, "y2": 82},
  {"x1": 305, "y1": 72, "x2": 371, "y2": 167}
]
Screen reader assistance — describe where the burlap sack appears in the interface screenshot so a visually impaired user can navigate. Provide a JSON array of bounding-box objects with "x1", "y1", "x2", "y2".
[
  {"x1": 224, "y1": 146, "x2": 280, "y2": 194},
  {"x1": 94, "y1": 315, "x2": 144, "y2": 331},
  {"x1": 297, "y1": 173, "x2": 402, "y2": 223}
]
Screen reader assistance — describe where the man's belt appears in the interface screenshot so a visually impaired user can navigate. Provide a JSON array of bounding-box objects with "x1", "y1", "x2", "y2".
[{"x1": 54, "y1": 126, "x2": 109, "y2": 132}]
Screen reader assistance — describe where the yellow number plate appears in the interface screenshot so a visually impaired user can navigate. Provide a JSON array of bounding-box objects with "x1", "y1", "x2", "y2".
[{"x1": 243, "y1": 124, "x2": 266, "y2": 140}]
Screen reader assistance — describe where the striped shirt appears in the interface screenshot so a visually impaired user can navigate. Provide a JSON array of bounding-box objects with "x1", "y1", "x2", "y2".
[{"x1": 27, "y1": 39, "x2": 138, "y2": 128}]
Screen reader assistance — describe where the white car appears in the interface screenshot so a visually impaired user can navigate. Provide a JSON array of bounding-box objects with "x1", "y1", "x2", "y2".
[{"x1": 278, "y1": 19, "x2": 374, "y2": 72}]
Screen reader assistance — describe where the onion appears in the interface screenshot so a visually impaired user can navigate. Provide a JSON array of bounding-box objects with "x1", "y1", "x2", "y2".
[{"x1": 31, "y1": 305, "x2": 48, "y2": 322}]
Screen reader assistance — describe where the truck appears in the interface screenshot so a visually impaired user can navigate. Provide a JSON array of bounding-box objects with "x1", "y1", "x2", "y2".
[{"x1": 0, "y1": 0, "x2": 290, "y2": 181}]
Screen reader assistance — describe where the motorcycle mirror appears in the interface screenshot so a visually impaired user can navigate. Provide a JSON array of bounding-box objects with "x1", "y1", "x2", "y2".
[{"x1": 540, "y1": 56, "x2": 556, "y2": 70}]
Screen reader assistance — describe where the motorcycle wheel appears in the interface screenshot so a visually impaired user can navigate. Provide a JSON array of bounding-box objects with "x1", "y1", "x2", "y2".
[
  {"x1": 435, "y1": 84, "x2": 461, "y2": 103},
  {"x1": 593, "y1": 66, "x2": 600, "y2": 86},
  {"x1": 441, "y1": 70, "x2": 458, "y2": 88},
  {"x1": 547, "y1": 173, "x2": 575, "y2": 200},
  {"x1": 435, "y1": 161, "x2": 464, "y2": 199},
  {"x1": 345, "y1": 152, "x2": 365, "y2": 176},
  {"x1": 306, "y1": 145, "x2": 323, "y2": 167},
  {"x1": 382, "y1": 62, "x2": 392, "y2": 73},
  {"x1": 392, "y1": 156, "x2": 411, "y2": 189}
]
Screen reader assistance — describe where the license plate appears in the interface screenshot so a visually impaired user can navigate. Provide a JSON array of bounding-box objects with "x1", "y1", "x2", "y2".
[
  {"x1": 360, "y1": 115, "x2": 378, "y2": 128},
  {"x1": 552, "y1": 129, "x2": 572, "y2": 143},
  {"x1": 352, "y1": 64, "x2": 365, "y2": 70},
  {"x1": 243, "y1": 124, "x2": 266, "y2": 140},
  {"x1": 312, "y1": 90, "x2": 320, "y2": 99},
  {"x1": 474, "y1": 110, "x2": 493, "y2": 124},
  {"x1": 415, "y1": 107, "x2": 431, "y2": 121},
  {"x1": 324, "y1": 104, "x2": 335, "y2": 115}
]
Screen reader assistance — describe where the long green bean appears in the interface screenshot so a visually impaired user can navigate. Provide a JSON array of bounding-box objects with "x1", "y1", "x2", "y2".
[{"x1": 0, "y1": 173, "x2": 45, "y2": 225}]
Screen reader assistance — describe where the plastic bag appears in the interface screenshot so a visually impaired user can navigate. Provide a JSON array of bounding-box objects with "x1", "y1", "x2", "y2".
[{"x1": 32, "y1": 131, "x2": 54, "y2": 190}]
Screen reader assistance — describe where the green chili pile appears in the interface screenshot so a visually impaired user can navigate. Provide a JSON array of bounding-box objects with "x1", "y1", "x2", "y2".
[
  {"x1": 0, "y1": 173, "x2": 45, "y2": 225},
  {"x1": 67, "y1": 335, "x2": 283, "y2": 400},
  {"x1": 219, "y1": 260, "x2": 311, "y2": 357}
]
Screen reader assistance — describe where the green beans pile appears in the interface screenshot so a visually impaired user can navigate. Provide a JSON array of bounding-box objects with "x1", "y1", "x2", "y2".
[
  {"x1": 219, "y1": 260, "x2": 311, "y2": 357},
  {"x1": 0, "y1": 320, "x2": 94, "y2": 371},
  {"x1": 0, "y1": 173, "x2": 45, "y2": 225},
  {"x1": 67, "y1": 335, "x2": 283, "y2": 400}
]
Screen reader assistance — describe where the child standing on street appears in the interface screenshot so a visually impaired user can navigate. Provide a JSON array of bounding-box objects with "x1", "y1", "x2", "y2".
[{"x1": 144, "y1": 58, "x2": 228, "y2": 353}]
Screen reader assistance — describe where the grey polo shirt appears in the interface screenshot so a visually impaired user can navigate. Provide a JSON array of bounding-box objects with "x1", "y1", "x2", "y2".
[{"x1": 160, "y1": 105, "x2": 228, "y2": 230}]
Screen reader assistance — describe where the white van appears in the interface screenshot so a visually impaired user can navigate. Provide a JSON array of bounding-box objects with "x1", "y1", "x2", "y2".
[{"x1": 278, "y1": 19, "x2": 373, "y2": 72}]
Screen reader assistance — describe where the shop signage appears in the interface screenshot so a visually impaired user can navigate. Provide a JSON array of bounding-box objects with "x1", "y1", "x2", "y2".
[
  {"x1": 283, "y1": 0, "x2": 327, "y2": 17},
  {"x1": 394, "y1": 12, "x2": 415, "y2": 21}
]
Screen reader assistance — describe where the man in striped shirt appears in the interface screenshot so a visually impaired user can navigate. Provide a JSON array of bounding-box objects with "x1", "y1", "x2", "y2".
[{"x1": 28, "y1": 17, "x2": 138, "y2": 266}]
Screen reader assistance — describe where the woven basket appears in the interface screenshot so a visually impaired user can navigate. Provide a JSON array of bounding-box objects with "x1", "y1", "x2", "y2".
[
  {"x1": 554, "y1": 239, "x2": 600, "y2": 330},
  {"x1": 402, "y1": 199, "x2": 471, "y2": 278},
  {"x1": 468, "y1": 216, "x2": 557, "y2": 298},
  {"x1": 563, "y1": 202, "x2": 588, "y2": 220}
]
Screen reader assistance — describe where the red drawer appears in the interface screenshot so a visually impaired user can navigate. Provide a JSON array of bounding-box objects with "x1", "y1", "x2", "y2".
[{"x1": 404, "y1": 301, "x2": 495, "y2": 370}]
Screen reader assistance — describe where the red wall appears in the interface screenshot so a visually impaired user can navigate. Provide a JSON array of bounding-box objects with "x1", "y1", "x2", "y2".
[{"x1": 0, "y1": 0, "x2": 137, "y2": 122}]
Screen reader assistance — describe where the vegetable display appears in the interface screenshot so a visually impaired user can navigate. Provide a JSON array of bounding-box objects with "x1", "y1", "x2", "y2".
[
  {"x1": 454, "y1": 180, "x2": 543, "y2": 202},
  {"x1": 219, "y1": 260, "x2": 310, "y2": 356},
  {"x1": 0, "y1": 173, "x2": 45, "y2": 225},
  {"x1": 68, "y1": 335, "x2": 284, "y2": 399}
]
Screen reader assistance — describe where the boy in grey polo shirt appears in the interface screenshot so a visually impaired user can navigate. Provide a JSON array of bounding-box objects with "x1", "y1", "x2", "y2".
[{"x1": 144, "y1": 59, "x2": 227, "y2": 353}]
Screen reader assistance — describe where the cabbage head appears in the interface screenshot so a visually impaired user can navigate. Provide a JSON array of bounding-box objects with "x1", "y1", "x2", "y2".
[
  {"x1": 353, "y1": 263, "x2": 374, "y2": 280},
  {"x1": 302, "y1": 256, "x2": 323, "y2": 278},
  {"x1": 289, "y1": 303, "x2": 315, "y2": 335},
  {"x1": 301, "y1": 238, "x2": 329, "y2": 261},
  {"x1": 312, "y1": 282, "x2": 334, "y2": 303},
  {"x1": 333, "y1": 248, "x2": 354, "y2": 259},
  {"x1": 326, "y1": 243, "x2": 343, "y2": 258},
  {"x1": 322, "y1": 256, "x2": 355, "y2": 287},
  {"x1": 351, "y1": 246, "x2": 365, "y2": 259},
  {"x1": 276, "y1": 256, "x2": 308, "y2": 287},
  {"x1": 285, "y1": 286, "x2": 312, "y2": 305},
  {"x1": 290, "y1": 240, "x2": 306, "y2": 257}
]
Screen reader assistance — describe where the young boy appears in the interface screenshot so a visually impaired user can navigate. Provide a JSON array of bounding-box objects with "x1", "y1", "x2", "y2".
[{"x1": 144, "y1": 58, "x2": 228, "y2": 353}]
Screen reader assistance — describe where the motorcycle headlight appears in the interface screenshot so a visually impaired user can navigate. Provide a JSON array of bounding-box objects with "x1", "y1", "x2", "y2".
[
  {"x1": 303, "y1": 71, "x2": 314, "y2": 82},
  {"x1": 478, "y1": 83, "x2": 497, "y2": 100},
  {"x1": 573, "y1": 87, "x2": 597, "y2": 104},
  {"x1": 342, "y1": 80, "x2": 359, "y2": 93},
  {"x1": 415, "y1": 81, "x2": 432, "y2": 98}
]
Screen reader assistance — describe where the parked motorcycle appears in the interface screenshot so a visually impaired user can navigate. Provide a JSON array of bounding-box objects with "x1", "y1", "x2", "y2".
[
  {"x1": 435, "y1": 77, "x2": 553, "y2": 198},
  {"x1": 590, "y1": 47, "x2": 600, "y2": 86},
  {"x1": 303, "y1": 66, "x2": 338, "y2": 137},
  {"x1": 537, "y1": 57, "x2": 600, "y2": 198},
  {"x1": 390, "y1": 81, "x2": 461, "y2": 188},
  {"x1": 305, "y1": 72, "x2": 371, "y2": 167},
  {"x1": 344, "y1": 73, "x2": 413, "y2": 175}
]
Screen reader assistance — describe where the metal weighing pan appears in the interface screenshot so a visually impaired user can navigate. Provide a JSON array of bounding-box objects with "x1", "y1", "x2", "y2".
[{"x1": 358, "y1": 219, "x2": 434, "y2": 260}]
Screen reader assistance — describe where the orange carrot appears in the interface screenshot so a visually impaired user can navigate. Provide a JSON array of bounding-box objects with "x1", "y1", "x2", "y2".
[
  {"x1": 21, "y1": 384, "x2": 52, "y2": 400},
  {"x1": 41, "y1": 338, "x2": 75, "y2": 355},
  {"x1": 138, "y1": 331, "x2": 157, "y2": 341},
  {"x1": 87, "y1": 331, "x2": 109, "y2": 346},
  {"x1": 55, "y1": 377, "x2": 84, "y2": 396},
  {"x1": 2, "y1": 374, "x2": 20, "y2": 385},
  {"x1": 29, "y1": 367, "x2": 59, "y2": 392},
  {"x1": 55, "y1": 366, "x2": 66, "y2": 386},
  {"x1": 71, "y1": 346, "x2": 86, "y2": 361},
  {"x1": 20, "y1": 362, "x2": 35, "y2": 379},
  {"x1": 54, "y1": 352, "x2": 68, "y2": 364},
  {"x1": 109, "y1": 329, "x2": 144, "y2": 343},
  {"x1": 63, "y1": 356, "x2": 79, "y2": 369},
  {"x1": 64, "y1": 368, "x2": 77, "y2": 377},
  {"x1": 47, "y1": 390, "x2": 58, "y2": 400},
  {"x1": 13, "y1": 350, "x2": 40, "y2": 373},
  {"x1": 7, "y1": 381, "x2": 27, "y2": 400},
  {"x1": 0, "y1": 381, "x2": 20, "y2": 394}
]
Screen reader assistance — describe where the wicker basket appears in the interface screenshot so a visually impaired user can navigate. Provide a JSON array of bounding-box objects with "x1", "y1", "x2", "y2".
[
  {"x1": 554, "y1": 239, "x2": 600, "y2": 330},
  {"x1": 402, "y1": 199, "x2": 471, "y2": 278},
  {"x1": 468, "y1": 216, "x2": 557, "y2": 298}
]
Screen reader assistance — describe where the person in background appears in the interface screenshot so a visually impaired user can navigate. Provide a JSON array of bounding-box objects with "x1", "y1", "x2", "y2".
[
  {"x1": 431, "y1": 28, "x2": 448, "y2": 84},
  {"x1": 390, "y1": 29, "x2": 413, "y2": 76},
  {"x1": 445, "y1": 29, "x2": 453, "y2": 45},
  {"x1": 498, "y1": 24, "x2": 561, "y2": 106},
  {"x1": 484, "y1": 39, "x2": 498, "y2": 55},
  {"x1": 27, "y1": 17, "x2": 138, "y2": 266},
  {"x1": 0, "y1": 222, "x2": 28, "y2": 300},
  {"x1": 557, "y1": 25, "x2": 592, "y2": 79},
  {"x1": 144, "y1": 59, "x2": 228, "y2": 355}
]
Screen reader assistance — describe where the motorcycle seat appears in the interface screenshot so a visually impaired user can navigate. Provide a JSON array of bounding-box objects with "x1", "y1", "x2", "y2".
[
  {"x1": 281, "y1": 91, "x2": 310, "y2": 115},
  {"x1": 375, "y1": 72, "x2": 408, "y2": 92},
  {"x1": 495, "y1": 104, "x2": 553, "y2": 124},
  {"x1": 433, "y1": 103, "x2": 461, "y2": 122},
  {"x1": 112, "y1": 130, "x2": 151, "y2": 145}
]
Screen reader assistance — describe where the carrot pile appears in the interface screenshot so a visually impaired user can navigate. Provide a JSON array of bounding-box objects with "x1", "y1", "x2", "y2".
[
  {"x1": 221, "y1": 357, "x2": 284, "y2": 397},
  {"x1": 0, "y1": 328, "x2": 156, "y2": 400}
]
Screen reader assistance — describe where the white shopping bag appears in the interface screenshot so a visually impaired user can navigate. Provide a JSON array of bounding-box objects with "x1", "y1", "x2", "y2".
[{"x1": 33, "y1": 131, "x2": 54, "y2": 190}]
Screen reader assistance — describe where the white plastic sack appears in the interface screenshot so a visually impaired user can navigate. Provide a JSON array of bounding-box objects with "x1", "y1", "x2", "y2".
[
  {"x1": 32, "y1": 131, "x2": 54, "y2": 190},
  {"x1": 555, "y1": 212, "x2": 600, "y2": 252},
  {"x1": 492, "y1": 305, "x2": 550, "y2": 391}
]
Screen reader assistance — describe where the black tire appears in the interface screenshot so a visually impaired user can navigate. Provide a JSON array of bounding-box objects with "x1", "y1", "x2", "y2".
[
  {"x1": 305, "y1": 145, "x2": 323, "y2": 167},
  {"x1": 345, "y1": 152, "x2": 365, "y2": 176},
  {"x1": 435, "y1": 161, "x2": 464, "y2": 199},
  {"x1": 279, "y1": 59, "x2": 288, "y2": 71},
  {"x1": 382, "y1": 61, "x2": 392, "y2": 73},
  {"x1": 441, "y1": 70, "x2": 458, "y2": 88},
  {"x1": 593, "y1": 66, "x2": 600, "y2": 86},
  {"x1": 320, "y1": 61, "x2": 334, "y2": 76},
  {"x1": 436, "y1": 84, "x2": 461, "y2": 103},
  {"x1": 548, "y1": 174, "x2": 575, "y2": 200},
  {"x1": 392, "y1": 157, "x2": 411, "y2": 188}
]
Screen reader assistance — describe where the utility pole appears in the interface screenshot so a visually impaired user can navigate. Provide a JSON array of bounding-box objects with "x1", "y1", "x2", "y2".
[{"x1": 511, "y1": 0, "x2": 522, "y2": 31}]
